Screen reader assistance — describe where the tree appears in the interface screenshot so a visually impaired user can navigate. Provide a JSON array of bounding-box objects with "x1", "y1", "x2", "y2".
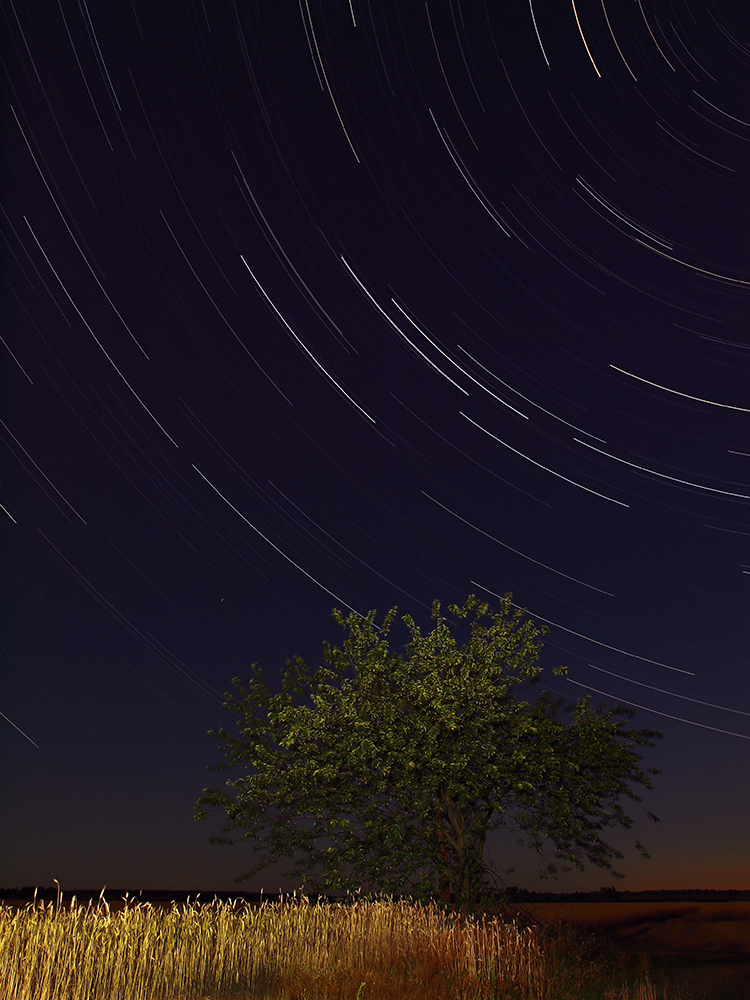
[{"x1": 195, "y1": 594, "x2": 662, "y2": 910}]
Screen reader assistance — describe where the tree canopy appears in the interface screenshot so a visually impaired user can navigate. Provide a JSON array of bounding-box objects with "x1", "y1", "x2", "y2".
[{"x1": 196, "y1": 593, "x2": 662, "y2": 909}]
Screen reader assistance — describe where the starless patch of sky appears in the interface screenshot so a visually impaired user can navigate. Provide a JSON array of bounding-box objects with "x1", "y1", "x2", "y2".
[{"x1": 1, "y1": 0, "x2": 748, "y2": 893}]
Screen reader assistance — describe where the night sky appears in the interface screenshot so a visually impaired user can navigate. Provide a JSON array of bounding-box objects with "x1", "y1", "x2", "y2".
[{"x1": 2, "y1": 0, "x2": 749, "y2": 896}]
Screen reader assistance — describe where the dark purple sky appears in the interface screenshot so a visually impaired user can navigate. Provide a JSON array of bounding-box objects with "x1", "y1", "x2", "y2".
[{"x1": 2, "y1": 0, "x2": 749, "y2": 895}]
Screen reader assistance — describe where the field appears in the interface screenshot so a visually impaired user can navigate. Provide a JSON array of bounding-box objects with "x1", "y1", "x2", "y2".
[
  {"x1": 2, "y1": 893, "x2": 747, "y2": 1000},
  {"x1": 523, "y1": 901, "x2": 750, "y2": 955},
  {"x1": 524, "y1": 902, "x2": 750, "y2": 1000}
]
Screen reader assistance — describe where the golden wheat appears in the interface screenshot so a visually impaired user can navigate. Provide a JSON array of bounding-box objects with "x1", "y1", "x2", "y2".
[{"x1": 0, "y1": 893, "x2": 688, "y2": 1000}]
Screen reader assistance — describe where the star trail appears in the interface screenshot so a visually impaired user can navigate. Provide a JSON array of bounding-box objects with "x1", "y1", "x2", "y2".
[{"x1": 1, "y1": 0, "x2": 748, "y2": 893}]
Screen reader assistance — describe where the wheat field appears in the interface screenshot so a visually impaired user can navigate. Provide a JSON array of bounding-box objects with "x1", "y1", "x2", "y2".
[{"x1": 0, "y1": 893, "x2": 690, "y2": 1000}]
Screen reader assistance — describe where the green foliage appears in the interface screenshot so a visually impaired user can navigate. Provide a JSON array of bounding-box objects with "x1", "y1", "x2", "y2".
[{"x1": 196, "y1": 594, "x2": 662, "y2": 910}]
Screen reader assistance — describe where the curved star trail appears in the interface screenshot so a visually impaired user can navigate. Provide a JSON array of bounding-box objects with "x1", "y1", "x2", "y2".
[{"x1": 1, "y1": 0, "x2": 748, "y2": 892}]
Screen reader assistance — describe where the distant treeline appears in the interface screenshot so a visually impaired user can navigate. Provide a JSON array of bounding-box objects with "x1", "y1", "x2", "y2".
[
  {"x1": 506, "y1": 886, "x2": 750, "y2": 903},
  {"x1": 4, "y1": 885, "x2": 750, "y2": 904}
]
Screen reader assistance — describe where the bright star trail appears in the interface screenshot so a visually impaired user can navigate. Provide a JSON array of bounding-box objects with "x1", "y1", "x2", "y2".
[{"x1": 1, "y1": 0, "x2": 748, "y2": 894}]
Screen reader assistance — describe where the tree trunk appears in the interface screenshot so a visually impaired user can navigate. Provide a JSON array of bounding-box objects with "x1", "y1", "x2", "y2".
[{"x1": 435, "y1": 809, "x2": 452, "y2": 903}]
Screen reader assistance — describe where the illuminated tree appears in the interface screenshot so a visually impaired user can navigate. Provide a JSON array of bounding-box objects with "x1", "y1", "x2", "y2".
[{"x1": 196, "y1": 594, "x2": 661, "y2": 910}]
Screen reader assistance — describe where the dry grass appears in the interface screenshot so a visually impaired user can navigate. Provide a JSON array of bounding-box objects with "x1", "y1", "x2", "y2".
[{"x1": 0, "y1": 892, "x2": 697, "y2": 1000}]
